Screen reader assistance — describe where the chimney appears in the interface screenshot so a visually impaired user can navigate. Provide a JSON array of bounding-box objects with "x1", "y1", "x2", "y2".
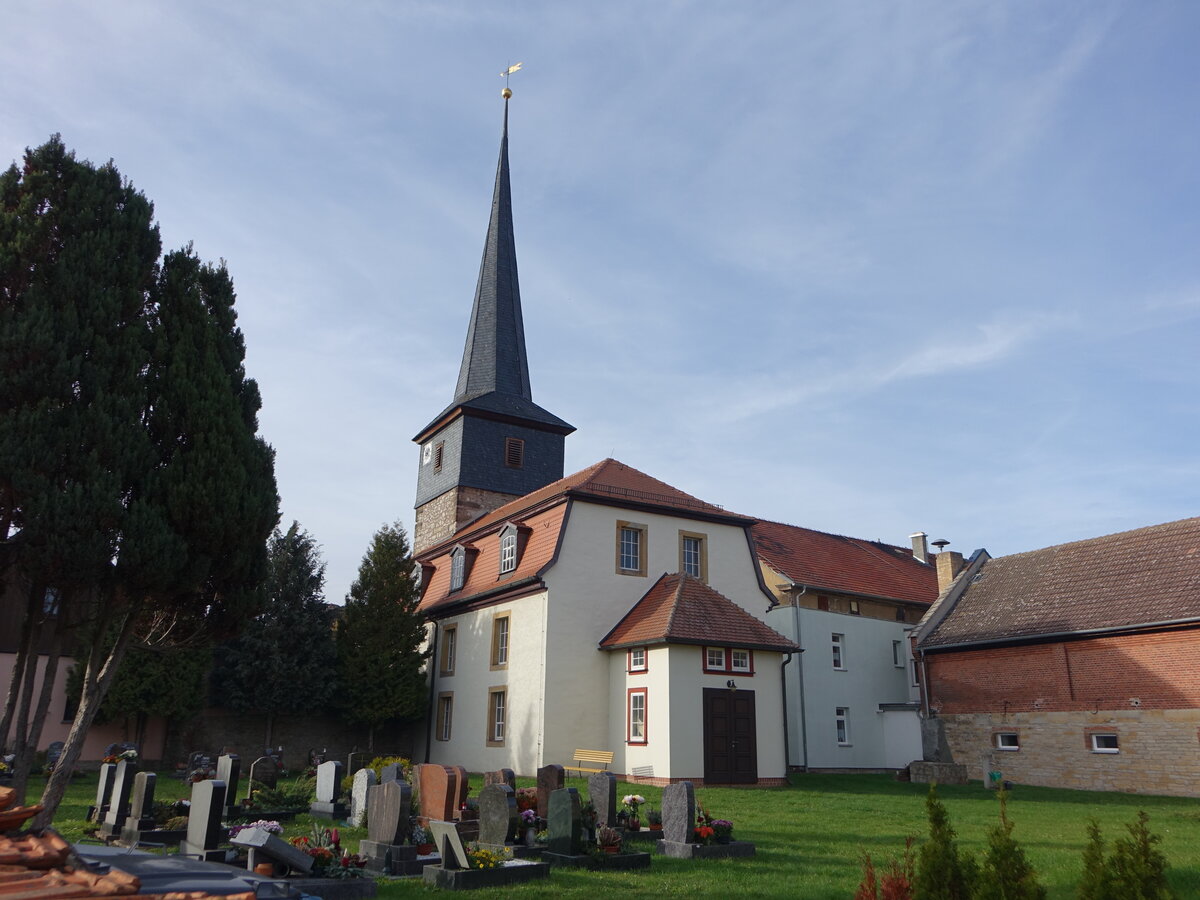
[
  {"x1": 909, "y1": 532, "x2": 929, "y2": 564},
  {"x1": 936, "y1": 551, "x2": 965, "y2": 593}
]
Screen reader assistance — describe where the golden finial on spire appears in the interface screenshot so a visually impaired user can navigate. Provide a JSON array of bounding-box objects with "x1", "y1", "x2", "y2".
[{"x1": 501, "y1": 61, "x2": 523, "y2": 99}]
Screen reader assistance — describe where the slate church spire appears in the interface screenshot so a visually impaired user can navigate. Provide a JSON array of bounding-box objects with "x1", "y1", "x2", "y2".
[{"x1": 413, "y1": 92, "x2": 574, "y2": 553}]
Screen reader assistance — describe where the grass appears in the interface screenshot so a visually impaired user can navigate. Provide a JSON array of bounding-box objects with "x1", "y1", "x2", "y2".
[{"x1": 30, "y1": 771, "x2": 1200, "y2": 898}]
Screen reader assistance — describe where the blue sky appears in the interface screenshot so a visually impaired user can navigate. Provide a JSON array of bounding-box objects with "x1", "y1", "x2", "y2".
[{"x1": 5, "y1": 2, "x2": 1198, "y2": 602}]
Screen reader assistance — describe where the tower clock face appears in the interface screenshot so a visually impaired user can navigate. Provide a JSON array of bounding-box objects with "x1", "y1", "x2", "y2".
[{"x1": 423, "y1": 443, "x2": 432, "y2": 464}]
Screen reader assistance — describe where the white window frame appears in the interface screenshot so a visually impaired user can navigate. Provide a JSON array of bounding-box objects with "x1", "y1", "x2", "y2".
[
  {"x1": 487, "y1": 689, "x2": 506, "y2": 745},
  {"x1": 629, "y1": 647, "x2": 647, "y2": 672},
  {"x1": 499, "y1": 530, "x2": 517, "y2": 574},
  {"x1": 849, "y1": 600, "x2": 861, "y2": 615},
  {"x1": 1091, "y1": 733, "x2": 1119, "y2": 754},
  {"x1": 731, "y1": 649, "x2": 751, "y2": 672},
  {"x1": 995, "y1": 732, "x2": 1020, "y2": 751},
  {"x1": 832, "y1": 633, "x2": 845, "y2": 670},
  {"x1": 619, "y1": 526, "x2": 642, "y2": 573},
  {"x1": 491, "y1": 615, "x2": 510, "y2": 669},
  {"x1": 892, "y1": 640, "x2": 904, "y2": 668},
  {"x1": 628, "y1": 689, "x2": 647, "y2": 744},
  {"x1": 450, "y1": 549, "x2": 465, "y2": 591},
  {"x1": 440, "y1": 625, "x2": 457, "y2": 676},
  {"x1": 682, "y1": 535, "x2": 702, "y2": 577},
  {"x1": 436, "y1": 693, "x2": 453, "y2": 741},
  {"x1": 835, "y1": 707, "x2": 851, "y2": 746},
  {"x1": 706, "y1": 647, "x2": 726, "y2": 670}
]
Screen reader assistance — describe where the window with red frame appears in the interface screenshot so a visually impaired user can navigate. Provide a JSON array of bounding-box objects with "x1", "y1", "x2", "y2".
[
  {"x1": 702, "y1": 646, "x2": 755, "y2": 675},
  {"x1": 628, "y1": 647, "x2": 647, "y2": 672},
  {"x1": 627, "y1": 689, "x2": 647, "y2": 744}
]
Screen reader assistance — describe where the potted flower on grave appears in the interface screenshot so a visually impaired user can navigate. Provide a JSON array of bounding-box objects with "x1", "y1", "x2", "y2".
[
  {"x1": 515, "y1": 787, "x2": 538, "y2": 812},
  {"x1": 465, "y1": 845, "x2": 508, "y2": 869},
  {"x1": 597, "y1": 825, "x2": 623, "y2": 855},
  {"x1": 411, "y1": 824, "x2": 435, "y2": 855},
  {"x1": 646, "y1": 807, "x2": 662, "y2": 832},
  {"x1": 621, "y1": 794, "x2": 646, "y2": 831},
  {"x1": 520, "y1": 808, "x2": 539, "y2": 845},
  {"x1": 711, "y1": 819, "x2": 734, "y2": 844}
]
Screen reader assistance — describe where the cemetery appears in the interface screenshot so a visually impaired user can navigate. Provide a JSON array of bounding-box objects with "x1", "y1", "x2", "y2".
[{"x1": 2, "y1": 750, "x2": 1199, "y2": 897}]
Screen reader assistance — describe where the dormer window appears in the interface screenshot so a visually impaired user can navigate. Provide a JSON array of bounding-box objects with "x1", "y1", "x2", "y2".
[
  {"x1": 450, "y1": 547, "x2": 466, "y2": 591},
  {"x1": 499, "y1": 529, "x2": 518, "y2": 574}
]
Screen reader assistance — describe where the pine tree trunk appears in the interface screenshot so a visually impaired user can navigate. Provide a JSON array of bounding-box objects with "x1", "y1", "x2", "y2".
[
  {"x1": 11, "y1": 619, "x2": 63, "y2": 802},
  {"x1": 36, "y1": 601, "x2": 138, "y2": 828},
  {"x1": 0, "y1": 583, "x2": 41, "y2": 753}
]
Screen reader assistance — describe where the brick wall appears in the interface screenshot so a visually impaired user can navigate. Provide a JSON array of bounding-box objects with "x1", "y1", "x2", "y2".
[
  {"x1": 925, "y1": 628, "x2": 1200, "y2": 796},
  {"x1": 926, "y1": 629, "x2": 1200, "y2": 714},
  {"x1": 415, "y1": 486, "x2": 520, "y2": 554}
]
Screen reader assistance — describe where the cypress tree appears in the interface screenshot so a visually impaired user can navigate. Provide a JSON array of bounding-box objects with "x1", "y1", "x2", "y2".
[
  {"x1": 338, "y1": 521, "x2": 429, "y2": 751},
  {"x1": 914, "y1": 784, "x2": 978, "y2": 900}
]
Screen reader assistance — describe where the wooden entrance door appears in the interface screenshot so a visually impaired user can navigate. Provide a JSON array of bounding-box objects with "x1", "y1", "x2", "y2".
[{"x1": 703, "y1": 688, "x2": 758, "y2": 784}]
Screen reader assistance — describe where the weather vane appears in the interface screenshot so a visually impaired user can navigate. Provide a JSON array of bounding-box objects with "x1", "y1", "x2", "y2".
[{"x1": 501, "y1": 61, "x2": 523, "y2": 99}]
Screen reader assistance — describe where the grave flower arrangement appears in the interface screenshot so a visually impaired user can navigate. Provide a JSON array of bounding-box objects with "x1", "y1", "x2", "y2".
[
  {"x1": 597, "y1": 826, "x2": 623, "y2": 854},
  {"x1": 465, "y1": 845, "x2": 509, "y2": 870},
  {"x1": 290, "y1": 824, "x2": 368, "y2": 878},
  {"x1": 711, "y1": 819, "x2": 734, "y2": 843},
  {"x1": 514, "y1": 787, "x2": 538, "y2": 812},
  {"x1": 411, "y1": 824, "x2": 436, "y2": 855},
  {"x1": 621, "y1": 794, "x2": 646, "y2": 817}
]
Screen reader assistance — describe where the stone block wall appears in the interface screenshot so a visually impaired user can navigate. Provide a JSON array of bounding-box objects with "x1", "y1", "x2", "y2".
[
  {"x1": 939, "y1": 708, "x2": 1200, "y2": 797},
  {"x1": 414, "y1": 486, "x2": 519, "y2": 553}
]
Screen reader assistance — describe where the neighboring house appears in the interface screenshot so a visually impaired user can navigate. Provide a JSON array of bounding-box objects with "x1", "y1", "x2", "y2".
[
  {"x1": 0, "y1": 572, "x2": 167, "y2": 761},
  {"x1": 756, "y1": 524, "x2": 938, "y2": 770},
  {"x1": 913, "y1": 517, "x2": 1200, "y2": 797},
  {"x1": 417, "y1": 457, "x2": 797, "y2": 785}
]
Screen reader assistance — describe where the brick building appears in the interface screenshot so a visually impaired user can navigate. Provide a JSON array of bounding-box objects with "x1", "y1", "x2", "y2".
[{"x1": 913, "y1": 517, "x2": 1200, "y2": 796}]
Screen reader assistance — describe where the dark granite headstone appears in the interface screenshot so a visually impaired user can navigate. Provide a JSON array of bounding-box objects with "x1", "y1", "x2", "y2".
[
  {"x1": 87, "y1": 763, "x2": 117, "y2": 822},
  {"x1": 661, "y1": 781, "x2": 696, "y2": 844},
  {"x1": 347, "y1": 752, "x2": 370, "y2": 776},
  {"x1": 181, "y1": 779, "x2": 227, "y2": 862},
  {"x1": 310, "y1": 760, "x2": 347, "y2": 817},
  {"x1": 366, "y1": 780, "x2": 411, "y2": 845},
  {"x1": 547, "y1": 787, "x2": 582, "y2": 856},
  {"x1": 478, "y1": 784, "x2": 518, "y2": 846},
  {"x1": 216, "y1": 754, "x2": 240, "y2": 819},
  {"x1": 379, "y1": 762, "x2": 401, "y2": 784},
  {"x1": 232, "y1": 826, "x2": 314, "y2": 875},
  {"x1": 588, "y1": 772, "x2": 618, "y2": 827},
  {"x1": 119, "y1": 772, "x2": 157, "y2": 843},
  {"x1": 99, "y1": 760, "x2": 137, "y2": 835},
  {"x1": 536, "y1": 764, "x2": 564, "y2": 820},
  {"x1": 483, "y1": 768, "x2": 516, "y2": 791},
  {"x1": 248, "y1": 756, "x2": 278, "y2": 792},
  {"x1": 350, "y1": 768, "x2": 376, "y2": 826}
]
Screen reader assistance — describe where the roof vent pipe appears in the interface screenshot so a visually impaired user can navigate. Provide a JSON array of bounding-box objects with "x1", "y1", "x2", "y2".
[{"x1": 910, "y1": 532, "x2": 929, "y2": 564}]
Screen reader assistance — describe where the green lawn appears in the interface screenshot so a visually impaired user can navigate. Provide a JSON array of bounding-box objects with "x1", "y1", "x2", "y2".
[{"x1": 34, "y1": 772, "x2": 1200, "y2": 898}]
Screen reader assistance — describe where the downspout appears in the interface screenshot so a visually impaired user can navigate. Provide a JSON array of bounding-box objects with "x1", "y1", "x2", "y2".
[
  {"x1": 780, "y1": 651, "x2": 792, "y2": 774},
  {"x1": 423, "y1": 621, "x2": 439, "y2": 764},
  {"x1": 790, "y1": 585, "x2": 809, "y2": 771}
]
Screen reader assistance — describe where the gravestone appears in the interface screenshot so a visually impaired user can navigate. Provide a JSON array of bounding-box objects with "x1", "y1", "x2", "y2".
[
  {"x1": 247, "y1": 756, "x2": 278, "y2": 793},
  {"x1": 477, "y1": 784, "x2": 518, "y2": 847},
  {"x1": 87, "y1": 763, "x2": 117, "y2": 822},
  {"x1": 359, "y1": 780, "x2": 418, "y2": 874},
  {"x1": 484, "y1": 768, "x2": 516, "y2": 791},
  {"x1": 99, "y1": 760, "x2": 138, "y2": 836},
  {"x1": 309, "y1": 760, "x2": 347, "y2": 818},
  {"x1": 180, "y1": 779, "x2": 227, "y2": 862},
  {"x1": 119, "y1": 772, "x2": 157, "y2": 843},
  {"x1": 536, "y1": 764, "x2": 563, "y2": 819},
  {"x1": 231, "y1": 825, "x2": 313, "y2": 875},
  {"x1": 347, "y1": 752, "x2": 370, "y2": 775},
  {"x1": 588, "y1": 772, "x2": 618, "y2": 827},
  {"x1": 379, "y1": 762, "x2": 402, "y2": 784},
  {"x1": 350, "y1": 768, "x2": 376, "y2": 827},
  {"x1": 425, "y1": 819, "x2": 551, "y2": 890},
  {"x1": 661, "y1": 781, "x2": 695, "y2": 844},
  {"x1": 416, "y1": 764, "x2": 457, "y2": 821},
  {"x1": 428, "y1": 821, "x2": 469, "y2": 870},
  {"x1": 546, "y1": 787, "x2": 582, "y2": 856},
  {"x1": 45, "y1": 741, "x2": 64, "y2": 771},
  {"x1": 448, "y1": 765, "x2": 469, "y2": 814},
  {"x1": 215, "y1": 754, "x2": 241, "y2": 819}
]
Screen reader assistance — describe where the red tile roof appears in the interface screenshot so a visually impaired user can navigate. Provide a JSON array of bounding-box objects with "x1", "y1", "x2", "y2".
[
  {"x1": 600, "y1": 573, "x2": 799, "y2": 652},
  {"x1": 752, "y1": 519, "x2": 937, "y2": 604},
  {"x1": 418, "y1": 459, "x2": 753, "y2": 613},
  {"x1": 921, "y1": 517, "x2": 1200, "y2": 648}
]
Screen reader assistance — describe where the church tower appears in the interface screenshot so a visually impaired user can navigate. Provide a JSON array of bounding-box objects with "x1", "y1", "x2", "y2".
[{"x1": 412, "y1": 94, "x2": 574, "y2": 553}]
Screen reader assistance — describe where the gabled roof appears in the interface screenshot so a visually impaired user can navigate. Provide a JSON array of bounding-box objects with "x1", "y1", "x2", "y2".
[
  {"x1": 752, "y1": 519, "x2": 937, "y2": 604},
  {"x1": 920, "y1": 517, "x2": 1200, "y2": 649},
  {"x1": 600, "y1": 572, "x2": 799, "y2": 653},
  {"x1": 414, "y1": 100, "x2": 573, "y2": 443}
]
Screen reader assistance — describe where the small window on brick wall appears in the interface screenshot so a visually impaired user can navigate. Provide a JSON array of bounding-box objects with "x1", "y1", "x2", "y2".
[
  {"x1": 504, "y1": 437, "x2": 524, "y2": 468},
  {"x1": 994, "y1": 732, "x2": 1019, "y2": 751},
  {"x1": 1090, "y1": 733, "x2": 1119, "y2": 754}
]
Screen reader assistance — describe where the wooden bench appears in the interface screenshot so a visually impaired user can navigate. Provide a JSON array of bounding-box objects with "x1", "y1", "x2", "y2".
[{"x1": 567, "y1": 749, "x2": 614, "y2": 777}]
